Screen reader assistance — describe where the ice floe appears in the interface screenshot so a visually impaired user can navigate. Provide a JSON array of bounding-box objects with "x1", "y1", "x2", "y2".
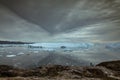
[
  {"x1": 6, "y1": 55, "x2": 16, "y2": 57},
  {"x1": 17, "y1": 52, "x2": 25, "y2": 55},
  {"x1": 33, "y1": 51, "x2": 39, "y2": 53}
]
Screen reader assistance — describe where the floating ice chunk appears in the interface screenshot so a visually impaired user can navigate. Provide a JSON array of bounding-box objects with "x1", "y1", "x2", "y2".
[
  {"x1": 33, "y1": 51, "x2": 39, "y2": 53},
  {"x1": 17, "y1": 52, "x2": 25, "y2": 55},
  {"x1": 6, "y1": 55, "x2": 16, "y2": 57}
]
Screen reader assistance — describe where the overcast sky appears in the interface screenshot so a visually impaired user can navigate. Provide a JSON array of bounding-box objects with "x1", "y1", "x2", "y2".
[{"x1": 0, "y1": 0, "x2": 120, "y2": 42}]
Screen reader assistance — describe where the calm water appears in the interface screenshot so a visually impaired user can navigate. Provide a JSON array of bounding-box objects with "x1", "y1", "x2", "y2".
[{"x1": 0, "y1": 43, "x2": 120, "y2": 68}]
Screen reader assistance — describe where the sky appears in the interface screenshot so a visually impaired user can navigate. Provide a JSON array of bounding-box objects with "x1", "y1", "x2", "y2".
[{"x1": 0, "y1": 0, "x2": 120, "y2": 42}]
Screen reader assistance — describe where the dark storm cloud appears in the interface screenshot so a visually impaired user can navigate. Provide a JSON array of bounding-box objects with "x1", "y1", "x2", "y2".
[
  {"x1": 0, "y1": 0, "x2": 120, "y2": 42},
  {"x1": 0, "y1": 4, "x2": 49, "y2": 41},
  {"x1": 0, "y1": 0, "x2": 79, "y2": 33}
]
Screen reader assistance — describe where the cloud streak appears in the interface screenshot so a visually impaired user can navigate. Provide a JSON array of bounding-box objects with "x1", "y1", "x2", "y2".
[{"x1": 0, "y1": 0, "x2": 120, "y2": 42}]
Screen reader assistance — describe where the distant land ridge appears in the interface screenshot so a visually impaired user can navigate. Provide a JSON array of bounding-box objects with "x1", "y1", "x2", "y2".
[{"x1": 0, "y1": 40, "x2": 33, "y2": 44}]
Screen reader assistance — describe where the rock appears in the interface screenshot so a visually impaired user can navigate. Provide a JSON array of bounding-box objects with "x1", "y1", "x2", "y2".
[
  {"x1": 83, "y1": 67, "x2": 107, "y2": 78},
  {"x1": 0, "y1": 65, "x2": 18, "y2": 77},
  {"x1": 96, "y1": 60, "x2": 120, "y2": 71},
  {"x1": 0, "y1": 60, "x2": 120, "y2": 79}
]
